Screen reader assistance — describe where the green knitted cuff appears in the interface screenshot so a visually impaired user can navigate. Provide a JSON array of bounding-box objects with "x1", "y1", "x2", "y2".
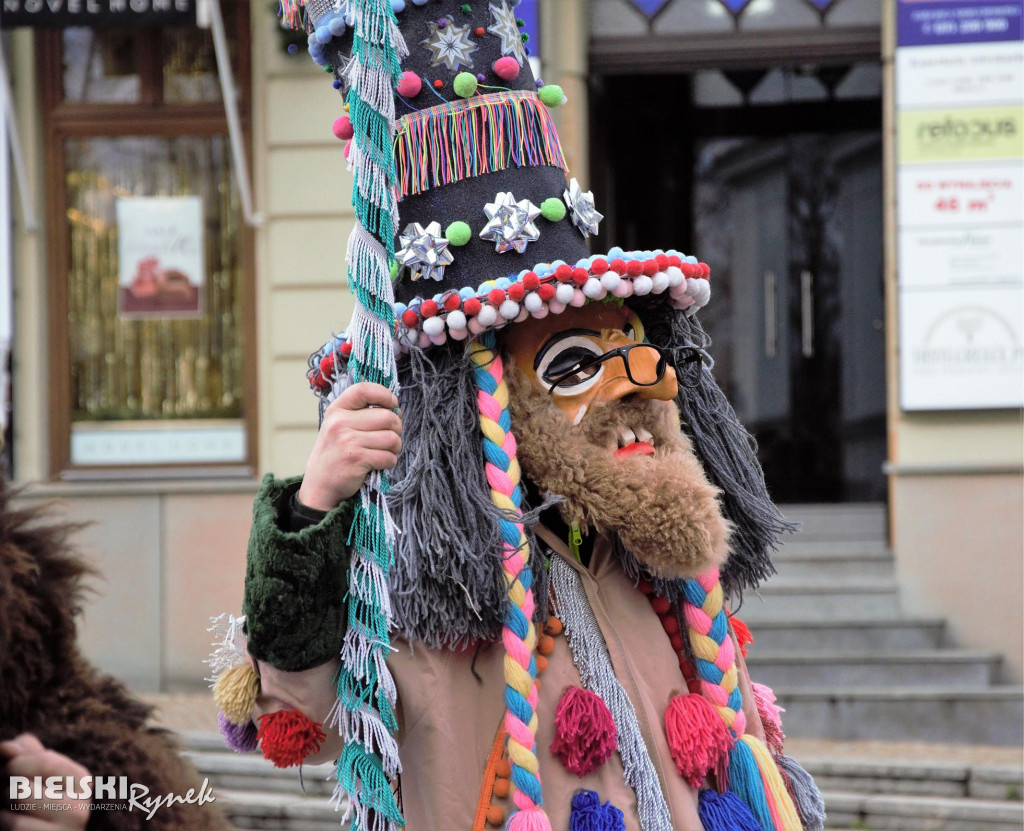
[{"x1": 243, "y1": 473, "x2": 353, "y2": 672}]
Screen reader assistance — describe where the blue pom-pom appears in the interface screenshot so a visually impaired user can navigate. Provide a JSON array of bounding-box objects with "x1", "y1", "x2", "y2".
[
  {"x1": 607, "y1": 246, "x2": 624, "y2": 259},
  {"x1": 307, "y1": 32, "x2": 317, "y2": 45},
  {"x1": 328, "y1": 16, "x2": 346, "y2": 35},
  {"x1": 495, "y1": 277, "x2": 511, "y2": 289},
  {"x1": 698, "y1": 791, "x2": 762, "y2": 831},
  {"x1": 569, "y1": 790, "x2": 625, "y2": 831},
  {"x1": 392, "y1": 0, "x2": 406, "y2": 11},
  {"x1": 412, "y1": 0, "x2": 428, "y2": 5},
  {"x1": 315, "y1": 25, "x2": 333, "y2": 44},
  {"x1": 287, "y1": 43, "x2": 298, "y2": 54}
]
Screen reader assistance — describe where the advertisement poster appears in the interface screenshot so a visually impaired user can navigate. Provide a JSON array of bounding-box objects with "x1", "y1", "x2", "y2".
[
  {"x1": 896, "y1": 0, "x2": 1024, "y2": 410},
  {"x1": 116, "y1": 196, "x2": 204, "y2": 320}
]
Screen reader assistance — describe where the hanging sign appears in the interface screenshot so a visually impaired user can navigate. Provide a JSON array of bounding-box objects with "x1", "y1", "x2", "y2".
[
  {"x1": 116, "y1": 196, "x2": 204, "y2": 320},
  {"x1": 1, "y1": 0, "x2": 197, "y2": 29},
  {"x1": 896, "y1": 0, "x2": 1024, "y2": 410}
]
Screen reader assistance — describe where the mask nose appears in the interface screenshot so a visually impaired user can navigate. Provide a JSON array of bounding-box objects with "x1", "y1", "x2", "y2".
[{"x1": 591, "y1": 332, "x2": 679, "y2": 405}]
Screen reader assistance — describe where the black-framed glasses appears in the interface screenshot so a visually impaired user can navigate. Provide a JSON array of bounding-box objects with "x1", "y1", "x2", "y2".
[{"x1": 544, "y1": 343, "x2": 681, "y2": 394}]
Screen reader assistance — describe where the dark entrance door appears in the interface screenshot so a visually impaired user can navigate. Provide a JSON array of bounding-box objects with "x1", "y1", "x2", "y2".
[{"x1": 592, "y1": 71, "x2": 887, "y2": 502}]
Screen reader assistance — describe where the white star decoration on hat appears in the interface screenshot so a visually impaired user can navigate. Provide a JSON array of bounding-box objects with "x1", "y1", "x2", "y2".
[
  {"x1": 480, "y1": 192, "x2": 542, "y2": 254},
  {"x1": 397, "y1": 222, "x2": 455, "y2": 282},
  {"x1": 422, "y1": 18, "x2": 478, "y2": 72},
  {"x1": 563, "y1": 178, "x2": 604, "y2": 238},
  {"x1": 487, "y1": 1, "x2": 527, "y2": 64}
]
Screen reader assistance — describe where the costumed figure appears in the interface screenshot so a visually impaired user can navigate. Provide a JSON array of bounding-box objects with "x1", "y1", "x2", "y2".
[{"x1": 206, "y1": 2, "x2": 828, "y2": 829}]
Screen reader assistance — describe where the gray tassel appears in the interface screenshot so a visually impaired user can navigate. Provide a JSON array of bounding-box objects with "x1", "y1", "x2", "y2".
[{"x1": 777, "y1": 754, "x2": 827, "y2": 831}]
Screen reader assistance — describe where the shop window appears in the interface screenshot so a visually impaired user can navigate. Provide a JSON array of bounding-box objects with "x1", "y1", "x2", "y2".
[{"x1": 40, "y1": 7, "x2": 254, "y2": 476}]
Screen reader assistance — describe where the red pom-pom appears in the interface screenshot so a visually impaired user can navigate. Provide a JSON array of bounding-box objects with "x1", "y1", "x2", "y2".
[
  {"x1": 475, "y1": 26, "x2": 486, "y2": 36},
  {"x1": 636, "y1": 578, "x2": 654, "y2": 595},
  {"x1": 591, "y1": 258, "x2": 609, "y2": 275},
  {"x1": 332, "y1": 115, "x2": 353, "y2": 141},
  {"x1": 669, "y1": 633, "x2": 684, "y2": 652},
  {"x1": 699, "y1": 262, "x2": 711, "y2": 279},
  {"x1": 554, "y1": 264, "x2": 574, "y2": 283},
  {"x1": 661, "y1": 614, "x2": 679, "y2": 636},
  {"x1": 537, "y1": 283, "x2": 556, "y2": 301},
  {"x1": 572, "y1": 267, "x2": 589, "y2": 286},
  {"x1": 463, "y1": 297, "x2": 482, "y2": 316},
  {"x1": 729, "y1": 615, "x2": 753, "y2": 658},
  {"x1": 667, "y1": 255, "x2": 683, "y2": 268},
  {"x1": 257, "y1": 710, "x2": 325, "y2": 769},
  {"x1": 523, "y1": 271, "x2": 540, "y2": 290},
  {"x1": 420, "y1": 299, "x2": 439, "y2": 317},
  {"x1": 643, "y1": 259, "x2": 659, "y2": 277},
  {"x1": 443, "y1": 292, "x2": 462, "y2": 312},
  {"x1": 650, "y1": 596, "x2": 671, "y2": 615},
  {"x1": 493, "y1": 56, "x2": 520, "y2": 80},
  {"x1": 550, "y1": 687, "x2": 618, "y2": 777},
  {"x1": 339, "y1": 340, "x2": 352, "y2": 356},
  {"x1": 609, "y1": 258, "x2": 627, "y2": 274},
  {"x1": 664, "y1": 694, "x2": 734, "y2": 788},
  {"x1": 681, "y1": 262, "x2": 698, "y2": 279},
  {"x1": 508, "y1": 282, "x2": 526, "y2": 301},
  {"x1": 487, "y1": 288, "x2": 506, "y2": 306},
  {"x1": 402, "y1": 309, "x2": 420, "y2": 328},
  {"x1": 433, "y1": 79, "x2": 444, "y2": 90},
  {"x1": 626, "y1": 260, "x2": 644, "y2": 278},
  {"x1": 656, "y1": 254, "x2": 670, "y2": 269}
]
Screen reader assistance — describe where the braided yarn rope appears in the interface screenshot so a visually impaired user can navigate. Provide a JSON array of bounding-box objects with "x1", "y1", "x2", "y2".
[
  {"x1": 469, "y1": 333, "x2": 552, "y2": 831},
  {"x1": 681, "y1": 569, "x2": 802, "y2": 831},
  {"x1": 326, "y1": 2, "x2": 408, "y2": 830}
]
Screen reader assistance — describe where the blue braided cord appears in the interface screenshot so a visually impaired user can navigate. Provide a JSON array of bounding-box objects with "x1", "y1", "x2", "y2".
[{"x1": 728, "y1": 737, "x2": 774, "y2": 831}]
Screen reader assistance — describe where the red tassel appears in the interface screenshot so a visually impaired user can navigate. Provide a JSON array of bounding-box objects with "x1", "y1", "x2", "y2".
[
  {"x1": 664, "y1": 694, "x2": 735, "y2": 788},
  {"x1": 257, "y1": 709, "x2": 326, "y2": 768},
  {"x1": 550, "y1": 686, "x2": 618, "y2": 777},
  {"x1": 729, "y1": 616, "x2": 753, "y2": 658}
]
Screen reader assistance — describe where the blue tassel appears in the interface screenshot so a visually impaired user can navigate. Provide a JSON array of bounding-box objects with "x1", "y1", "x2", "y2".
[
  {"x1": 569, "y1": 790, "x2": 626, "y2": 831},
  {"x1": 777, "y1": 755, "x2": 826, "y2": 831},
  {"x1": 727, "y1": 737, "x2": 773, "y2": 830},
  {"x1": 698, "y1": 790, "x2": 763, "y2": 831}
]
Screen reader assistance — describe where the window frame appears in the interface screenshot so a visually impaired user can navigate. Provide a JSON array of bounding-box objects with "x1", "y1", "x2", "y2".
[{"x1": 38, "y1": 9, "x2": 257, "y2": 479}]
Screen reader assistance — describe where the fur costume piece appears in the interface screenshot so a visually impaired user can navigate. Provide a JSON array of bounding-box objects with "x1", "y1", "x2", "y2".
[{"x1": 0, "y1": 487, "x2": 231, "y2": 830}]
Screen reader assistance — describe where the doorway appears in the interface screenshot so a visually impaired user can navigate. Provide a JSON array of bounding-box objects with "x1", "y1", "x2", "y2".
[{"x1": 592, "y1": 67, "x2": 886, "y2": 502}]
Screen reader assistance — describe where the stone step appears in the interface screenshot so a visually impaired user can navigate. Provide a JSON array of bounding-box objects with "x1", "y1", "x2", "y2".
[
  {"x1": 822, "y1": 790, "x2": 1024, "y2": 830},
  {"x1": 745, "y1": 618, "x2": 947, "y2": 652},
  {"x1": 778, "y1": 502, "x2": 887, "y2": 542},
  {"x1": 771, "y1": 541, "x2": 896, "y2": 580},
  {"x1": 746, "y1": 649, "x2": 1003, "y2": 689},
  {"x1": 739, "y1": 579, "x2": 901, "y2": 622},
  {"x1": 801, "y1": 757, "x2": 1023, "y2": 800},
  {"x1": 215, "y1": 788, "x2": 342, "y2": 830},
  {"x1": 774, "y1": 687, "x2": 1024, "y2": 746},
  {"x1": 184, "y1": 749, "x2": 335, "y2": 797}
]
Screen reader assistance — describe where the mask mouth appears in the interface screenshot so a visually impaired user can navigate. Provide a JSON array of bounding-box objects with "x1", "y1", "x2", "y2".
[{"x1": 614, "y1": 426, "x2": 656, "y2": 458}]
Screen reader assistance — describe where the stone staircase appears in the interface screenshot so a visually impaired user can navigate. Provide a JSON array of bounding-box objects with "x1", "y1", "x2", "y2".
[
  {"x1": 741, "y1": 503, "x2": 1024, "y2": 746},
  {"x1": 179, "y1": 730, "x2": 1024, "y2": 830}
]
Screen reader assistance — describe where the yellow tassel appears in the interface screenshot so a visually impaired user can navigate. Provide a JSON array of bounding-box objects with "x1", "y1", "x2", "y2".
[
  {"x1": 213, "y1": 662, "x2": 260, "y2": 725},
  {"x1": 740, "y1": 735, "x2": 803, "y2": 831}
]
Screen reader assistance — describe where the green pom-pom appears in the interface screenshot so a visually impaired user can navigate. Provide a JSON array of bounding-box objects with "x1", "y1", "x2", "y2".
[
  {"x1": 541, "y1": 198, "x2": 566, "y2": 222},
  {"x1": 461, "y1": 3, "x2": 472, "y2": 12},
  {"x1": 453, "y1": 72, "x2": 479, "y2": 99},
  {"x1": 445, "y1": 221, "x2": 472, "y2": 247},
  {"x1": 539, "y1": 84, "x2": 564, "y2": 107}
]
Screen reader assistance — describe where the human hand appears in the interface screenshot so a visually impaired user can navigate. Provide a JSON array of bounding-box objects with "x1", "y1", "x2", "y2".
[
  {"x1": 298, "y1": 382, "x2": 403, "y2": 511},
  {"x1": 0, "y1": 734, "x2": 91, "y2": 830}
]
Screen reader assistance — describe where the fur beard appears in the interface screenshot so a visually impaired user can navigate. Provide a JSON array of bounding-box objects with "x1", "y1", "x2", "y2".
[{"x1": 507, "y1": 368, "x2": 731, "y2": 579}]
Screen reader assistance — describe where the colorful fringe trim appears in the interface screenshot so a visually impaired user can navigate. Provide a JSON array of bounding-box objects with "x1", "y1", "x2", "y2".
[
  {"x1": 469, "y1": 332, "x2": 551, "y2": 831},
  {"x1": 394, "y1": 91, "x2": 566, "y2": 201}
]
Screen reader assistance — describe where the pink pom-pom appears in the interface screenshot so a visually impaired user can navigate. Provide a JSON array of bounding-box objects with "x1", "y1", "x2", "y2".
[
  {"x1": 332, "y1": 115, "x2": 353, "y2": 141},
  {"x1": 343, "y1": 140, "x2": 352, "y2": 160},
  {"x1": 550, "y1": 686, "x2": 617, "y2": 777},
  {"x1": 506, "y1": 806, "x2": 553, "y2": 831},
  {"x1": 664, "y1": 693, "x2": 734, "y2": 788},
  {"x1": 397, "y1": 70, "x2": 423, "y2": 97},
  {"x1": 493, "y1": 56, "x2": 521, "y2": 80}
]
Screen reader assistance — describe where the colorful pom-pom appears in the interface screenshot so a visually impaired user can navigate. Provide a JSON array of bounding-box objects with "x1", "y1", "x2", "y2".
[
  {"x1": 397, "y1": 70, "x2": 422, "y2": 98},
  {"x1": 569, "y1": 790, "x2": 626, "y2": 831},
  {"x1": 539, "y1": 84, "x2": 564, "y2": 107},
  {"x1": 664, "y1": 693, "x2": 734, "y2": 788},
  {"x1": 445, "y1": 220, "x2": 472, "y2": 246},
  {"x1": 332, "y1": 115, "x2": 353, "y2": 141},
  {"x1": 212, "y1": 662, "x2": 260, "y2": 727},
  {"x1": 218, "y1": 711, "x2": 259, "y2": 754},
  {"x1": 453, "y1": 71, "x2": 479, "y2": 98},
  {"x1": 550, "y1": 687, "x2": 618, "y2": 777},
  {"x1": 256, "y1": 710, "x2": 325, "y2": 769},
  {"x1": 541, "y1": 197, "x2": 566, "y2": 222},
  {"x1": 493, "y1": 56, "x2": 521, "y2": 80}
]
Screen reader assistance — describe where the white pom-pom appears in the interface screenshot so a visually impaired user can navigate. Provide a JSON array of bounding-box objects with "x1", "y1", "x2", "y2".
[
  {"x1": 524, "y1": 292, "x2": 544, "y2": 312},
  {"x1": 600, "y1": 272, "x2": 621, "y2": 292},
  {"x1": 423, "y1": 316, "x2": 445, "y2": 336},
  {"x1": 666, "y1": 266, "x2": 684, "y2": 287},
  {"x1": 500, "y1": 300, "x2": 520, "y2": 320},
  {"x1": 583, "y1": 277, "x2": 605, "y2": 299},
  {"x1": 652, "y1": 272, "x2": 670, "y2": 294},
  {"x1": 477, "y1": 305, "x2": 498, "y2": 327},
  {"x1": 446, "y1": 310, "x2": 467, "y2": 332},
  {"x1": 693, "y1": 280, "x2": 711, "y2": 307},
  {"x1": 633, "y1": 275, "x2": 654, "y2": 296},
  {"x1": 555, "y1": 283, "x2": 575, "y2": 304},
  {"x1": 672, "y1": 294, "x2": 696, "y2": 310}
]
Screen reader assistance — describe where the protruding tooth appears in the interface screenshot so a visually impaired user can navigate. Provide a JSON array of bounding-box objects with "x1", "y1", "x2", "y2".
[
  {"x1": 636, "y1": 427, "x2": 653, "y2": 443},
  {"x1": 618, "y1": 427, "x2": 637, "y2": 448}
]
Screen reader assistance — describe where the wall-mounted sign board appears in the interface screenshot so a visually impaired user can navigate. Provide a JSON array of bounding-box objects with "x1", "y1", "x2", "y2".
[{"x1": 1, "y1": 0, "x2": 197, "y2": 28}]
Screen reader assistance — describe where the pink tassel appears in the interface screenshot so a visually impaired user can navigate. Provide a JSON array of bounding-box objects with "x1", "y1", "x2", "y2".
[
  {"x1": 664, "y1": 693, "x2": 735, "y2": 788},
  {"x1": 751, "y1": 683, "x2": 786, "y2": 754},
  {"x1": 550, "y1": 687, "x2": 618, "y2": 777}
]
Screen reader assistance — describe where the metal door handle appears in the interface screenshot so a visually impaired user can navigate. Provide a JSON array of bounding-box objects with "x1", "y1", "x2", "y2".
[
  {"x1": 801, "y1": 269, "x2": 814, "y2": 358},
  {"x1": 764, "y1": 270, "x2": 777, "y2": 359}
]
